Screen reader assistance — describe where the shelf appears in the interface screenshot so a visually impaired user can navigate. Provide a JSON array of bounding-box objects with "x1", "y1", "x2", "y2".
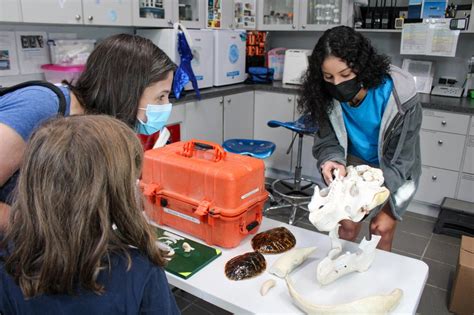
[{"x1": 356, "y1": 28, "x2": 402, "y2": 33}]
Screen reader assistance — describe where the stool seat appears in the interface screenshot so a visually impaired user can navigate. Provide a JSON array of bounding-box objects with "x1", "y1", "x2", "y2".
[
  {"x1": 267, "y1": 114, "x2": 318, "y2": 135},
  {"x1": 223, "y1": 139, "x2": 276, "y2": 159}
]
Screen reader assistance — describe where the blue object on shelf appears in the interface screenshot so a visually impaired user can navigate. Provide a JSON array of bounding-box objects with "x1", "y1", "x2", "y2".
[
  {"x1": 223, "y1": 139, "x2": 275, "y2": 159},
  {"x1": 267, "y1": 114, "x2": 318, "y2": 135}
]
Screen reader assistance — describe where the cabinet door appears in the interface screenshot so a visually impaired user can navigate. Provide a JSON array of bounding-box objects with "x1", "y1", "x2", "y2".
[
  {"x1": 224, "y1": 92, "x2": 254, "y2": 140},
  {"x1": 457, "y1": 173, "x2": 474, "y2": 203},
  {"x1": 299, "y1": 0, "x2": 349, "y2": 31},
  {"x1": 414, "y1": 166, "x2": 458, "y2": 205},
  {"x1": 132, "y1": 0, "x2": 174, "y2": 27},
  {"x1": 176, "y1": 0, "x2": 206, "y2": 29},
  {"x1": 206, "y1": 0, "x2": 234, "y2": 29},
  {"x1": 21, "y1": 0, "x2": 83, "y2": 24},
  {"x1": 183, "y1": 97, "x2": 223, "y2": 144},
  {"x1": 462, "y1": 135, "x2": 474, "y2": 174},
  {"x1": 254, "y1": 91, "x2": 295, "y2": 173},
  {"x1": 234, "y1": 0, "x2": 258, "y2": 30},
  {"x1": 420, "y1": 130, "x2": 466, "y2": 171},
  {"x1": 257, "y1": 0, "x2": 299, "y2": 30},
  {"x1": 0, "y1": 0, "x2": 21, "y2": 22},
  {"x1": 83, "y1": 0, "x2": 132, "y2": 26}
]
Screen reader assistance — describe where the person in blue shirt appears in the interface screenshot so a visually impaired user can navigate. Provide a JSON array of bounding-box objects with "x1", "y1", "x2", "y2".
[
  {"x1": 0, "y1": 115, "x2": 180, "y2": 315},
  {"x1": 0, "y1": 34, "x2": 176, "y2": 230},
  {"x1": 299, "y1": 26, "x2": 422, "y2": 251}
]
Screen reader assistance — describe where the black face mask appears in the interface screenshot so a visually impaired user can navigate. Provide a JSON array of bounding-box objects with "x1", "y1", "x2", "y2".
[{"x1": 324, "y1": 77, "x2": 362, "y2": 103}]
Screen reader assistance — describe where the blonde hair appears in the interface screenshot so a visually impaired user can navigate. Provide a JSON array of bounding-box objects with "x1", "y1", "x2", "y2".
[{"x1": 2, "y1": 115, "x2": 164, "y2": 297}]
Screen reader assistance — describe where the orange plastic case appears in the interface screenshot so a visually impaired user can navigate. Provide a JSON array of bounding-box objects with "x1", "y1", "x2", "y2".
[{"x1": 140, "y1": 140, "x2": 268, "y2": 248}]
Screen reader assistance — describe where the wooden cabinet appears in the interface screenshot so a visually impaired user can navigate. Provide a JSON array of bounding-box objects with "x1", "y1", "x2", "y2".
[
  {"x1": 0, "y1": 0, "x2": 21, "y2": 22},
  {"x1": 254, "y1": 91, "x2": 295, "y2": 174}
]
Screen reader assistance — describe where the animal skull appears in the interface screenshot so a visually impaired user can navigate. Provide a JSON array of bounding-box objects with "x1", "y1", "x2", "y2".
[{"x1": 308, "y1": 165, "x2": 390, "y2": 232}]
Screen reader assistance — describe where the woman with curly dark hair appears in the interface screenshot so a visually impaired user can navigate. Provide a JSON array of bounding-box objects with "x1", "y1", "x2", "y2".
[{"x1": 300, "y1": 26, "x2": 422, "y2": 251}]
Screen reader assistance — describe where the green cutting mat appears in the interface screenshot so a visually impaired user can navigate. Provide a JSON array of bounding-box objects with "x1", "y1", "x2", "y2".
[{"x1": 155, "y1": 226, "x2": 222, "y2": 279}]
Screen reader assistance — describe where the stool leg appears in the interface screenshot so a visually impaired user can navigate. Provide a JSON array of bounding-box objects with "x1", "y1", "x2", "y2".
[
  {"x1": 294, "y1": 134, "x2": 304, "y2": 191},
  {"x1": 289, "y1": 204, "x2": 298, "y2": 225}
]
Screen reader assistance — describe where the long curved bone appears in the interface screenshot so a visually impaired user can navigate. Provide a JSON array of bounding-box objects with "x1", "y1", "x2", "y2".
[
  {"x1": 269, "y1": 247, "x2": 317, "y2": 278},
  {"x1": 317, "y1": 235, "x2": 381, "y2": 285},
  {"x1": 286, "y1": 276, "x2": 403, "y2": 315}
]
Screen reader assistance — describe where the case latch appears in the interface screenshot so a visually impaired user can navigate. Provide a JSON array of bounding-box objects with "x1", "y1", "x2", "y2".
[{"x1": 195, "y1": 200, "x2": 211, "y2": 216}]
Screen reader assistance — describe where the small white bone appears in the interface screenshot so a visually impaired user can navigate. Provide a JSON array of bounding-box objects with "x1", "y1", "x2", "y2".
[
  {"x1": 269, "y1": 247, "x2": 317, "y2": 278},
  {"x1": 182, "y1": 242, "x2": 194, "y2": 253},
  {"x1": 260, "y1": 279, "x2": 276, "y2": 296}
]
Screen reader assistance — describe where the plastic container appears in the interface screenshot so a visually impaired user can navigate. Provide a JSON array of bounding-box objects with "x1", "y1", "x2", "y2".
[
  {"x1": 41, "y1": 64, "x2": 85, "y2": 84},
  {"x1": 267, "y1": 47, "x2": 286, "y2": 81},
  {"x1": 48, "y1": 39, "x2": 96, "y2": 65}
]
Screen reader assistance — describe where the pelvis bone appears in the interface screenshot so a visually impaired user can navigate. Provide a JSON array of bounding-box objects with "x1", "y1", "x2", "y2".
[{"x1": 308, "y1": 165, "x2": 390, "y2": 232}]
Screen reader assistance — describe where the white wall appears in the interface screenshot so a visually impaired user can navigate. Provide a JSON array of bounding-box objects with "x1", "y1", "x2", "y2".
[
  {"x1": 268, "y1": 31, "x2": 474, "y2": 87},
  {"x1": 0, "y1": 23, "x2": 134, "y2": 86}
]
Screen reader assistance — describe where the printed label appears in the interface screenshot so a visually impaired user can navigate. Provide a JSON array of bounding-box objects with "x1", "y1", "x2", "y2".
[
  {"x1": 226, "y1": 70, "x2": 240, "y2": 78},
  {"x1": 163, "y1": 207, "x2": 200, "y2": 224},
  {"x1": 195, "y1": 75, "x2": 204, "y2": 81},
  {"x1": 241, "y1": 187, "x2": 259, "y2": 200}
]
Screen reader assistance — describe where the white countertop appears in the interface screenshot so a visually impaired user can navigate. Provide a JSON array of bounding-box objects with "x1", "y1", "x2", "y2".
[{"x1": 163, "y1": 218, "x2": 429, "y2": 315}]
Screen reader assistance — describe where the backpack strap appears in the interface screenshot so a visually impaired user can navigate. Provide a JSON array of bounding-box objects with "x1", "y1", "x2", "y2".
[{"x1": 0, "y1": 80, "x2": 67, "y2": 115}]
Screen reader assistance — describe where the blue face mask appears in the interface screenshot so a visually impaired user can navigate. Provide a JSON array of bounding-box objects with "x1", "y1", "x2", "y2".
[{"x1": 136, "y1": 103, "x2": 172, "y2": 135}]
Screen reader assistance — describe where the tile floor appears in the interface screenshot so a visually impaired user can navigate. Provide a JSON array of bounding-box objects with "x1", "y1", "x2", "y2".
[{"x1": 171, "y1": 207, "x2": 461, "y2": 315}]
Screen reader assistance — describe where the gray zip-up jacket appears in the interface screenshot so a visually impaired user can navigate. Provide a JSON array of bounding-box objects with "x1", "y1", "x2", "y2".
[{"x1": 312, "y1": 65, "x2": 422, "y2": 220}]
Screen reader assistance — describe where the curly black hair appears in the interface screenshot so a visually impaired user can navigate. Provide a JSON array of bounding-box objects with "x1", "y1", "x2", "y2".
[{"x1": 298, "y1": 26, "x2": 391, "y2": 126}]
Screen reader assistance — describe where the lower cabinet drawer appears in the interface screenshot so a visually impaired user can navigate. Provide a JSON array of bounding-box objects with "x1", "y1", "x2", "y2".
[
  {"x1": 457, "y1": 173, "x2": 474, "y2": 203},
  {"x1": 414, "y1": 166, "x2": 458, "y2": 205},
  {"x1": 420, "y1": 130, "x2": 465, "y2": 171},
  {"x1": 462, "y1": 136, "x2": 474, "y2": 174}
]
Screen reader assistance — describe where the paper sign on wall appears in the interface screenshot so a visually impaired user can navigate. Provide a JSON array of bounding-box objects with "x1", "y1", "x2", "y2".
[
  {"x1": 0, "y1": 32, "x2": 20, "y2": 77},
  {"x1": 15, "y1": 31, "x2": 50, "y2": 74},
  {"x1": 400, "y1": 19, "x2": 460, "y2": 57}
]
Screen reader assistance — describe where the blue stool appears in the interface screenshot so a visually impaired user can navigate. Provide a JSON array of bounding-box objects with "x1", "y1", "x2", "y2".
[
  {"x1": 223, "y1": 139, "x2": 276, "y2": 159},
  {"x1": 265, "y1": 114, "x2": 318, "y2": 224}
]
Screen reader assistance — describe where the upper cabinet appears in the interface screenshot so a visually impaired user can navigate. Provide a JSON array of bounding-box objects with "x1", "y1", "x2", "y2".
[
  {"x1": 83, "y1": 0, "x2": 132, "y2": 26},
  {"x1": 133, "y1": 0, "x2": 174, "y2": 27},
  {"x1": 234, "y1": 0, "x2": 258, "y2": 30},
  {"x1": 20, "y1": 0, "x2": 132, "y2": 26},
  {"x1": 20, "y1": 0, "x2": 84, "y2": 24},
  {"x1": 176, "y1": 0, "x2": 206, "y2": 29},
  {"x1": 299, "y1": 0, "x2": 350, "y2": 31},
  {"x1": 0, "y1": 0, "x2": 22, "y2": 22},
  {"x1": 257, "y1": 0, "x2": 300, "y2": 31}
]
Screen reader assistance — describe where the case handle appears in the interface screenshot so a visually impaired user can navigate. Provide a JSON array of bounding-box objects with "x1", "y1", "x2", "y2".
[{"x1": 182, "y1": 139, "x2": 226, "y2": 162}]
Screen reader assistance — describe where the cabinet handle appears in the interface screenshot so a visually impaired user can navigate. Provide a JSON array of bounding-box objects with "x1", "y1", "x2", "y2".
[
  {"x1": 88, "y1": 16, "x2": 93, "y2": 21},
  {"x1": 288, "y1": 97, "x2": 293, "y2": 102},
  {"x1": 438, "y1": 140, "x2": 443, "y2": 145},
  {"x1": 431, "y1": 175, "x2": 437, "y2": 181},
  {"x1": 227, "y1": 99, "x2": 231, "y2": 104},
  {"x1": 292, "y1": 25, "x2": 296, "y2": 29},
  {"x1": 75, "y1": 14, "x2": 81, "y2": 21},
  {"x1": 302, "y1": 25, "x2": 306, "y2": 29},
  {"x1": 229, "y1": 24, "x2": 234, "y2": 28},
  {"x1": 219, "y1": 99, "x2": 224, "y2": 105},
  {"x1": 441, "y1": 120, "x2": 447, "y2": 126},
  {"x1": 168, "y1": 20, "x2": 173, "y2": 26}
]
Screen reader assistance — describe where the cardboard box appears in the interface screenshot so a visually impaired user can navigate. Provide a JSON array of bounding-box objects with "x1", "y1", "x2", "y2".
[{"x1": 449, "y1": 235, "x2": 474, "y2": 315}]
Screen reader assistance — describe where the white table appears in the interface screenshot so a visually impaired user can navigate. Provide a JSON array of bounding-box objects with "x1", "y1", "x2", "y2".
[{"x1": 163, "y1": 218, "x2": 429, "y2": 314}]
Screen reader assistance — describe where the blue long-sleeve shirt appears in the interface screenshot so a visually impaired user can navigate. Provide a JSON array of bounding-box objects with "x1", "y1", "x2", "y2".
[{"x1": 0, "y1": 249, "x2": 180, "y2": 315}]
